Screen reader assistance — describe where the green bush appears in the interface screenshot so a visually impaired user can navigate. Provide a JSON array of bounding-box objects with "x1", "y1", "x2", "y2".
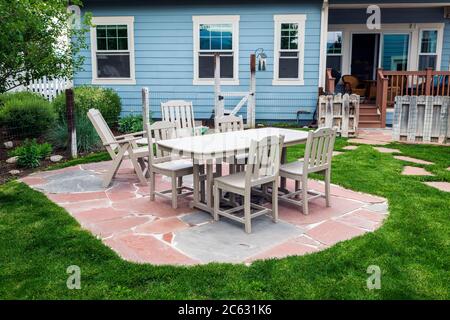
[
  {"x1": 52, "y1": 86, "x2": 121, "y2": 128},
  {"x1": 118, "y1": 114, "x2": 144, "y2": 133},
  {"x1": 9, "y1": 139, "x2": 53, "y2": 168},
  {"x1": 47, "y1": 115, "x2": 102, "y2": 154},
  {"x1": 0, "y1": 92, "x2": 55, "y2": 138}
]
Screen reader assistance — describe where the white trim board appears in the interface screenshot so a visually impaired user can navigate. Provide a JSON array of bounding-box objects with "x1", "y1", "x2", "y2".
[
  {"x1": 192, "y1": 15, "x2": 240, "y2": 86},
  {"x1": 328, "y1": 23, "x2": 444, "y2": 76}
]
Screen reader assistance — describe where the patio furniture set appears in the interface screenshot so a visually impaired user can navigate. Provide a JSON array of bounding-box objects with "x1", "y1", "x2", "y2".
[{"x1": 88, "y1": 101, "x2": 337, "y2": 233}]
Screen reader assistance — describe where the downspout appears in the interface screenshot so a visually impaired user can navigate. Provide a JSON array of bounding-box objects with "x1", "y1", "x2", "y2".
[{"x1": 318, "y1": 0, "x2": 329, "y2": 89}]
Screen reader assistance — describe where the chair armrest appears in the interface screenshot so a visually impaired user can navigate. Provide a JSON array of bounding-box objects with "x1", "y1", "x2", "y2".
[
  {"x1": 115, "y1": 131, "x2": 146, "y2": 139},
  {"x1": 103, "y1": 136, "x2": 143, "y2": 146}
]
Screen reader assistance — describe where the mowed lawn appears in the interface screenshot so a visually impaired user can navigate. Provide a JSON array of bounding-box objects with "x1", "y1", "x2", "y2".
[{"x1": 0, "y1": 137, "x2": 449, "y2": 299}]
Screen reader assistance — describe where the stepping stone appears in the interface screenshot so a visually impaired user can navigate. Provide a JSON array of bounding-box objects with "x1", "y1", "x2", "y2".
[
  {"x1": 424, "y1": 182, "x2": 450, "y2": 193},
  {"x1": 394, "y1": 156, "x2": 434, "y2": 165},
  {"x1": 347, "y1": 138, "x2": 389, "y2": 146},
  {"x1": 447, "y1": 167, "x2": 450, "y2": 171},
  {"x1": 373, "y1": 147, "x2": 401, "y2": 154},
  {"x1": 401, "y1": 166, "x2": 434, "y2": 176},
  {"x1": 343, "y1": 145, "x2": 358, "y2": 151},
  {"x1": 332, "y1": 151, "x2": 343, "y2": 157}
]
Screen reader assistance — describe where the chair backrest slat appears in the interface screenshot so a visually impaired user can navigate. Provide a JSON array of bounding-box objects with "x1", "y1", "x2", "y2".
[
  {"x1": 161, "y1": 100, "x2": 196, "y2": 137},
  {"x1": 146, "y1": 121, "x2": 177, "y2": 164},
  {"x1": 87, "y1": 108, "x2": 118, "y2": 157},
  {"x1": 303, "y1": 128, "x2": 336, "y2": 172},
  {"x1": 215, "y1": 115, "x2": 244, "y2": 133},
  {"x1": 246, "y1": 135, "x2": 284, "y2": 183}
]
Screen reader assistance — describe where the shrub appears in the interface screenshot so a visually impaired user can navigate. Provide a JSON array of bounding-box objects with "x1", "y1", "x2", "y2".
[
  {"x1": 9, "y1": 139, "x2": 53, "y2": 168},
  {"x1": 0, "y1": 92, "x2": 55, "y2": 138},
  {"x1": 118, "y1": 114, "x2": 145, "y2": 133},
  {"x1": 52, "y1": 86, "x2": 121, "y2": 128},
  {"x1": 47, "y1": 115, "x2": 102, "y2": 154}
]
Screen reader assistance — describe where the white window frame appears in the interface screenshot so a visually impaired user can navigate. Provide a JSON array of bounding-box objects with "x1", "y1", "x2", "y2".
[
  {"x1": 326, "y1": 31, "x2": 343, "y2": 74},
  {"x1": 90, "y1": 16, "x2": 136, "y2": 85},
  {"x1": 192, "y1": 15, "x2": 240, "y2": 86},
  {"x1": 418, "y1": 28, "x2": 442, "y2": 70},
  {"x1": 273, "y1": 14, "x2": 306, "y2": 86}
]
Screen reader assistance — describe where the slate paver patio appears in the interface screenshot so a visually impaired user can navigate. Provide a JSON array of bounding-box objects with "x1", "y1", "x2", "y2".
[{"x1": 20, "y1": 160, "x2": 389, "y2": 265}]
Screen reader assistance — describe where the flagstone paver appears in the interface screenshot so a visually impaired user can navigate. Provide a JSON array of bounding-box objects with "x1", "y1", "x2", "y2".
[
  {"x1": 343, "y1": 145, "x2": 358, "y2": 151},
  {"x1": 423, "y1": 182, "x2": 450, "y2": 193},
  {"x1": 401, "y1": 166, "x2": 434, "y2": 176},
  {"x1": 394, "y1": 156, "x2": 434, "y2": 165},
  {"x1": 21, "y1": 160, "x2": 389, "y2": 265},
  {"x1": 373, "y1": 147, "x2": 401, "y2": 154},
  {"x1": 348, "y1": 138, "x2": 389, "y2": 146}
]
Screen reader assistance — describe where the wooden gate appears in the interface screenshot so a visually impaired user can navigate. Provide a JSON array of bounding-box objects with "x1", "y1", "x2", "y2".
[{"x1": 393, "y1": 96, "x2": 450, "y2": 144}]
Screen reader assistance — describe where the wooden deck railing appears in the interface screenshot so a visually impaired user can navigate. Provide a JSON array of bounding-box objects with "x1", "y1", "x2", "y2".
[{"x1": 377, "y1": 68, "x2": 450, "y2": 128}]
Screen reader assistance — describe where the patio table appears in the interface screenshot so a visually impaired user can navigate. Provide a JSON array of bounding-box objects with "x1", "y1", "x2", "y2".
[{"x1": 157, "y1": 127, "x2": 309, "y2": 214}]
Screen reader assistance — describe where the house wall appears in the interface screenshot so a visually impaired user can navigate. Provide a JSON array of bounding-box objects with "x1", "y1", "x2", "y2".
[{"x1": 75, "y1": 1, "x2": 323, "y2": 122}]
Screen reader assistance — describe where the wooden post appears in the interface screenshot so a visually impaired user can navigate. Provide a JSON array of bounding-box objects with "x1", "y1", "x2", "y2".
[
  {"x1": 66, "y1": 88, "x2": 77, "y2": 159},
  {"x1": 142, "y1": 87, "x2": 150, "y2": 125},
  {"x1": 325, "y1": 68, "x2": 335, "y2": 94},
  {"x1": 377, "y1": 69, "x2": 388, "y2": 128},
  {"x1": 425, "y1": 67, "x2": 433, "y2": 96},
  {"x1": 214, "y1": 53, "x2": 223, "y2": 118},
  {"x1": 248, "y1": 54, "x2": 256, "y2": 128},
  {"x1": 341, "y1": 94, "x2": 350, "y2": 138}
]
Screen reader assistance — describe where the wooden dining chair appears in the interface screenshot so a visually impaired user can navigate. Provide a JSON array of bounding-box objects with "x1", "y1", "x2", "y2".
[
  {"x1": 161, "y1": 100, "x2": 207, "y2": 137},
  {"x1": 146, "y1": 121, "x2": 195, "y2": 209},
  {"x1": 278, "y1": 128, "x2": 336, "y2": 215},
  {"x1": 214, "y1": 115, "x2": 246, "y2": 172},
  {"x1": 213, "y1": 135, "x2": 284, "y2": 233},
  {"x1": 87, "y1": 109, "x2": 148, "y2": 187}
]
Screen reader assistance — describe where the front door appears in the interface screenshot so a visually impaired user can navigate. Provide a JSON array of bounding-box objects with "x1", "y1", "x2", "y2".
[{"x1": 351, "y1": 33, "x2": 380, "y2": 80}]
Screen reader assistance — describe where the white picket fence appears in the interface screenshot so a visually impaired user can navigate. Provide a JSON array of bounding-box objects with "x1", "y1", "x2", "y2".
[{"x1": 8, "y1": 77, "x2": 72, "y2": 101}]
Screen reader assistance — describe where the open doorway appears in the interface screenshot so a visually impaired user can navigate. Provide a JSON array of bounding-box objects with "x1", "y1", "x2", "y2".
[{"x1": 351, "y1": 33, "x2": 380, "y2": 80}]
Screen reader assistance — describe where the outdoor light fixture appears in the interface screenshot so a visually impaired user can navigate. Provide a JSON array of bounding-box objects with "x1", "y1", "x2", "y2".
[{"x1": 255, "y1": 48, "x2": 267, "y2": 71}]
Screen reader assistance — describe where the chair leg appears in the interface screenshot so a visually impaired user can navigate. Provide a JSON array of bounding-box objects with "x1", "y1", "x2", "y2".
[
  {"x1": 244, "y1": 189, "x2": 251, "y2": 233},
  {"x1": 325, "y1": 169, "x2": 331, "y2": 207},
  {"x1": 103, "y1": 145, "x2": 127, "y2": 188},
  {"x1": 149, "y1": 171, "x2": 156, "y2": 201},
  {"x1": 272, "y1": 180, "x2": 278, "y2": 223},
  {"x1": 301, "y1": 176, "x2": 309, "y2": 215},
  {"x1": 295, "y1": 180, "x2": 300, "y2": 199},
  {"x1": 213, "y1": 184, "x2": 220, "y2": 221},
  {"x1": 171, "y1": 173, "x2": 178, "y2": 209}
]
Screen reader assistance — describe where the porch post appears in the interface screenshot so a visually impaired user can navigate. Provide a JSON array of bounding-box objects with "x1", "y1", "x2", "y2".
[
  {"x1": 318, "y1": 0, "x2": 329, "y2": 89},
  {"x1": 425, "y1": 67, "x2": 433, "y2": 96}
]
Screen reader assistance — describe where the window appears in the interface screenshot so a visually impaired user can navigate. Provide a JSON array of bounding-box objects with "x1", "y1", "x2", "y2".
[
  {"x1": 326, "y1": 31, "x2": 343, "y2": 77},
  {"x1": 419, "y1": 30, "x2": 438, "y2": 70},
  {"x1": 193, "y1": 16, "x2": 239, "y2": 85},
  {"x1": 382, "y1": 34, "x2": 409, "y2": 71},
  {"x1": 91, "y1": 17, "x2": 135, "y2": 84},
  {"x1": 273, "y1": 15, "x2": 306, "y2": 85}
]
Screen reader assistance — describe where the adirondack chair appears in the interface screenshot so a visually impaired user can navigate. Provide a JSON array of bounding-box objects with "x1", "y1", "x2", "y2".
[
  {"x1": 87, "y1": 109, "x2": 149, "y2": 187},
  {"x1": 146, "y1": 121, "x2": 195, "y2": 209},
  {"x1": 161, "y1": 100, "x2": 207, "y2": 137},
  {"x1": 278, "y1": 128, "x2": 336, "y2": 215},
  {"x1": 213, "y1": 135, "x2": 284, "y2": 233}
]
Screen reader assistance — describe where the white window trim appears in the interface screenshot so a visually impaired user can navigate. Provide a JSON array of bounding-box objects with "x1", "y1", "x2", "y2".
[
  {"x1": 273, "y1": 14, "x2": 306, "y2": 86},
  {"x1": 418, "y1": 28, "x2": 442, "y2": 70},
  {"x1": 90, "y1": 16, "x2": 136, "y2": 85},
  {"x1": 192, "y1": 15, "x2": 240, "y2": 86}
]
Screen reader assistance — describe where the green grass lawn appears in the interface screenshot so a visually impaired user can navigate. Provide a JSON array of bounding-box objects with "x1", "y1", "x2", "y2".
[{"x1": 0, "y1": 138, "x2": 449, "y2": 299}]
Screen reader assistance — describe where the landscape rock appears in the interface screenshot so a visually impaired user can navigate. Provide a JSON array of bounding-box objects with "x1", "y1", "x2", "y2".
[
  {"x1": 50, "y1": 155, "x2": 63, "y2": 163},
  {"x1": 4, "y1": 141, "x2": 13, "y2": 149},
  {"x1": 6, "y1": 156, "x2": 18, "y2": 164},
  {"x1": 9, "y1": 170, "x2": 21, "y2": 175}
]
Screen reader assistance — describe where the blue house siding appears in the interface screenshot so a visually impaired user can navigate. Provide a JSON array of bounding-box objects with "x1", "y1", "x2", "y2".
[{"x1": 75, "y1": 2, "x2": 323, "y2": 122}]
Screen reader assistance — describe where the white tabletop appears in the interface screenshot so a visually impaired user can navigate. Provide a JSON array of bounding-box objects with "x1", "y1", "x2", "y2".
[{"x1": 157, "y1": 127, "x2": 309, "y2": 160}]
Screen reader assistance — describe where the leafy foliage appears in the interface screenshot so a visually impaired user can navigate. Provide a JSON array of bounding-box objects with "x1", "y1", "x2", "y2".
[
  {"x1": 47, "y1": 115, "x2": 101, "y2": 154},
  {"x1": 52, "y1": 86, "x2": 121, "y2": 128},
  {"x1": 118, "y1": 114, "x2": 145, "y2": 133},
  {"x1": 0, "y1": 0, "x2": 91, "y2": 93},
  {"x1": 0, "y1": 91, "x2": 56, "y2": 138},
  {"x1": 9, "y1": 139, "x2": 52, "y2": 168}
]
